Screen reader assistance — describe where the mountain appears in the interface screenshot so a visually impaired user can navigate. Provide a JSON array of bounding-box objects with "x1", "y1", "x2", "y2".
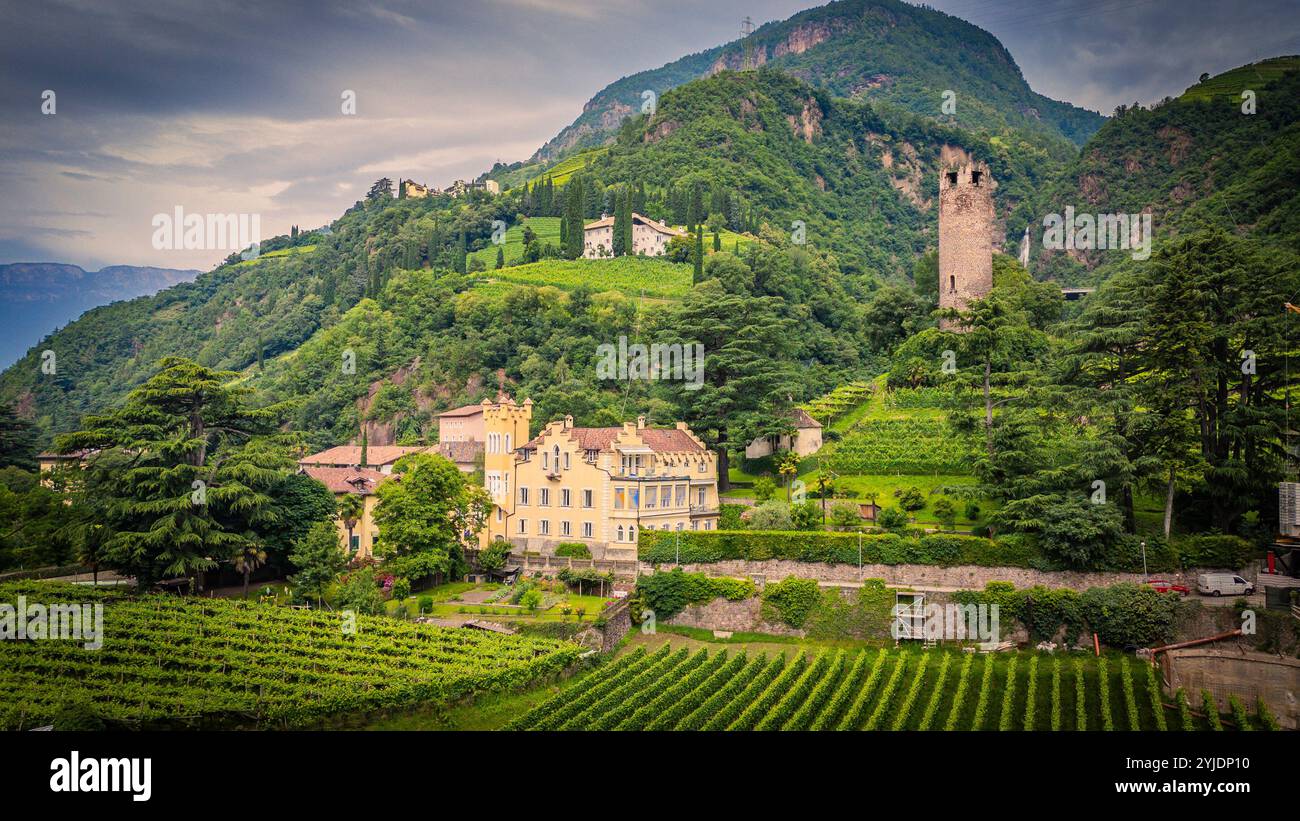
[
  {"x1": 1017, "y1": 57, "x2": 1300, "y2": 285},
  {"x1": 0, "y1": 263, "x2": 200, "y2": 368},
  {"x1": 520, "y1": 0, "x2": 1104, "y2": 168}
]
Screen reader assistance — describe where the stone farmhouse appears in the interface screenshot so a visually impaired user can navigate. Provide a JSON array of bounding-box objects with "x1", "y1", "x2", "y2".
[
  {"x1": 743, "y1": 407, "x2": 824, "y2": 459},
  {"x1": 582, "y1": 212, "x2": 685, "y2": 259}
]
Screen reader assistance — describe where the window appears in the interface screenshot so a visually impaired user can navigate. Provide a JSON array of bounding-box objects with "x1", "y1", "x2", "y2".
[
  {"x1": 947, "y1": 171, "x2": 958, "y2": 186},
  {"x1": 542, "y1": 451, "x2": 548, "y2": 470},
  {"x1": 676, "y1": 522, "x2": 684, "y2": 531},
  {"x1": 563, "y1": 452, "x2": 570, "y2": 470},
  {"x1": 539, "y1": 488, "x2": 550, "y2": 506},
  {"x1": 616, "y1": 525, "x2": 624, "y2": 541},
  {"x1": 675, "y1": 484, "x2": 687, "y2": 507},
  {"x1": 496, "y1": 507, "x2": 503, "y2": 522},
  {"x1": 349, "y1": 534, "x2": 359, "y2": 553},
  {"x1": 518, "y1": 519, "x2": 527, "y2": 534},
  {"x1": 582, "y1": 522, "x2": 593, "y2": 538},
  {"x1": 697, "y1": 459, "x2": 706, "y2": 473},
  {"x1": 697, "y1": 487, "x2": 706, "y2": 506},
  {"x1": 561, "y1": 520, "x2": 571, "y2": 537},
  {"x1": 692, "y1": 521, "x2": 698, "y2": 530},
  {"x1": 561, "y1": 488, "x2": 571, "y2": 507},
  {"x1": 540, "y1": 520, "x2": 550, "y2": 536},
  {"x1": 582, "y1": 489, "x2": 593, "y2": 508},
  {"x1": 971, "y1": 170, "x2": 982, "y2": 186},
  {"x1": 519, "y1": 487, "x2": 529, "y2": 506},
  {"x1": 704, "y1": 520, "x2": 712, "y2": 531},
  {"x1": 505, "y1": 434, "x2": 511, "y2": 452},
  {"x1": 614, "y1": 488, "x2": 625, "y2": 509},
  {"x1": 628, "y1": 525, "x2": 636, "y2": 542},
  {"x1": 662, "y1": 485, "x2": 672, "y2": 507},
  {"x1": 645, "y1": 487, "x2": 657, "y2": 509},
  {"x1": 552, "y1": 445, "x2": 560, "y2": 471}
]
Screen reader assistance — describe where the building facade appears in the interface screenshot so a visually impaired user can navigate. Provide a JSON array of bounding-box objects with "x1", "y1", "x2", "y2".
[
  {"x1": 938, "y1": 161, "x2": 995, "y2": 331},
  {"x1": 481, "y1": 398, "x2": 719, "y2": 558},
  {"x1": 582, "y1": 213, "x2": 686, "y2": 259},
  {"x1": 743, "y1": 407, "x2": 824, "y2": 459}
]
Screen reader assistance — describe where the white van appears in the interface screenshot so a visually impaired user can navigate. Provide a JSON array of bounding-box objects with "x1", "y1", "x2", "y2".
[{"x1": 1195, "y1": 573, "x2": 1255, "y2": 597}]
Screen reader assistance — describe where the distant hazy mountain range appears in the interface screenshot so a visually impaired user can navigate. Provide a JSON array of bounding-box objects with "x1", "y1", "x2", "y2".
[{"x1": 0, "y1": 263, "x2": 200, "y2": 368}]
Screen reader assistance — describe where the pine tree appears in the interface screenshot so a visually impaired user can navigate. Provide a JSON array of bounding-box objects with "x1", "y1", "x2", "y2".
[{"x1": 495, "y1": 247, "x2": 504, "y2": 269}]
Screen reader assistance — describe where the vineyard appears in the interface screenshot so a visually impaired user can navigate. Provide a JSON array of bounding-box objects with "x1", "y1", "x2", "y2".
[
  {"x1": 506, "y1": 645, "x2": 1274, "y2": 731},
  {"x1": 0, "y1": 583, "x2": 581, "y2": 729},
  {"x1": 475, "y1": 257, "x2": 691, "y2": 300},
  {"x1": 821, "y1": 417, "x2": 975, "y2": 474},
  {"x1": 467, "y1": 217, "x2": 561, "y2": 268},
  {"x1": 801, "y1": 381, "x2": 875, "y2": 428}
]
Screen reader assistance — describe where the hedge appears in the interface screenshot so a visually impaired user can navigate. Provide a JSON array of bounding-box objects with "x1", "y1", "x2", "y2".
[
  {"x1": 638, "y1": 529, "x2": 1034, "y2": 567},
  {"x1": 632, "y1": 568, "x2": 755, "y2": 621},
  {"x1": 639, "y1": 530, "x2": 1258, "y2": 572},
  {"x1": 553, "y1": 542, "x2": 592, "y2": 559}
]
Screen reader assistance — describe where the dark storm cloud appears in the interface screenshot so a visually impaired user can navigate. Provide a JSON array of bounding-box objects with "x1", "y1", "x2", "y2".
[{"x1": 0, "y1": 0, "x2": 1294, "y2": 269}]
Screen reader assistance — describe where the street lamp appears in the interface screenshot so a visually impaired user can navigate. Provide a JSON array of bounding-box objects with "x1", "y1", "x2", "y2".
[{"x1": 1140, "y1": 540, "x2": 1148, "y2": 579}]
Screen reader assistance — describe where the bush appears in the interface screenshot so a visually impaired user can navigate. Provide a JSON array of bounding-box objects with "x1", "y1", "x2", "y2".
[
  {"x1": 553, "y1": 542, "x2": 591, "y2": 559},
  {"x1": 829, "y1": 500, "x2": 861, "y2": 529},
  {"x1": 1173, "y1": 535, "x2": 1256, "y2": 568},
  {"x1": 719, "y1": 503, "x2": 746, "y2": 530},
  {"x1": 753, "y1": 476, "x2": 776, "y2": 502},
  {"x1": 877, "y1": 506, "x2": 910, "y2": 532},
  {"x1": 964, "y1": 501, "x2": 982, "y2": 521},
  {"x1": 896, "y1": 486, "x2": 926, "y2": 512},
  {"x1": 932, "y1": 497, "x2": 957, "y2": 529},
  {"x1": 632, "y1": 568, "x2": 755, "y2": 621},
  {"x1": 334, "y1": 567, "x2": 386, "y2": 616},
  {"x1": 761, "y1": 577, "x2": 821, "y2": 628},
  {"x1": 390, "y1": 577, "x2": 411, "y2": 601},
  {"x1": 417, "y1": 595, "x2": 434, "y2": 614},
  {"x1": 519, "y1": 588, "x2": 543, "y2": 611},
  {"x1": 1080, "y1": 584, "x2": 1177, "y2": 648},
  {"x1": 748, "y1": 500, "x2": 793, "y2": 530},
  {"x1": 478, "y1": 539, "x2": 512, "y2": 572}
]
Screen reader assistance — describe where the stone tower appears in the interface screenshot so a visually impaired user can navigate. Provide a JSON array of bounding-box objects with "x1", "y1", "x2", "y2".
[{"x1": 938, "y1": 161, "x2": 995, "y2": 331}]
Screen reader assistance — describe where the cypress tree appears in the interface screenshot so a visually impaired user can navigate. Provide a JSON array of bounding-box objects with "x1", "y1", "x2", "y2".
[
  {"x1": 713, "y1": 231, "x2": 721, "y2": 252},
  {"x1": 495, "y1": 247, "x2": 504, "y2": 269},
  {"x1": 693, "y1": 229, "x2": 704, "y2": 282},
  {"x1": 564, "y1": 177, "x2": 585, "y2": 259}
]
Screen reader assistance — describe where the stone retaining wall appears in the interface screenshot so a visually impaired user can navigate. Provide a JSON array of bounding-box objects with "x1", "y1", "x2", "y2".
[
  {"x1": 639, "y1": 559, "x2": 1254, "y2": 592},
  {"x1": 1163, "y1": 648, "x2": 1299, "y2": 729}
]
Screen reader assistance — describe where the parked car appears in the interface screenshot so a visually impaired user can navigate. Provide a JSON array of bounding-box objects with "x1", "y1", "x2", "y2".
[
  {"x1": 1195, "y1": 573, "x2": 1255, "y2": 597},
  {"x1": 1145, "y1": 579, "x2": 1189, "y2": 596}
]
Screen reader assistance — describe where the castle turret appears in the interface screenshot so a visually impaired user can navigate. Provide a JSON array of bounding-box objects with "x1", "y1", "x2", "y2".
[
  {"x1": 482, "y1": 396, "x2": 532, "y2": 543},
  {"x1": 938, "y1": 161, "x2": 995, "y2": 331}
]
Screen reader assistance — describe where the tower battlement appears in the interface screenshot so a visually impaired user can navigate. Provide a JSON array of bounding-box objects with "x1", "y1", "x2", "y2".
[{"x1": 938, "y1": 161, "x2": 995, "y2": 331}]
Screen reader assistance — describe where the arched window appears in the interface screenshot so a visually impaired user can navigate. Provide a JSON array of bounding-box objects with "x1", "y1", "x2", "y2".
[
  {"x1": 616, "y1": 525, "x2": 624, "y2": 542},
  {"x1": 553, "y1": 445, "x2": 561, "y2": 471},
  {"x1": 628, "y1": 525, "x2": 636, "y2": 542},
  {"x1": 949, "y1": 275, "x2": 956, "y2": 293}
]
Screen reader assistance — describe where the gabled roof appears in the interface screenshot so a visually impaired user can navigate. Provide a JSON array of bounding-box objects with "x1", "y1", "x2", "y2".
[
  {"x1": 583, "y1": 213, "x2": 686, "y2": 237},
  {"x1": 299, "y1": 466, "x2": 390, "y2": 495},
  {"x1": 437, "y1": 403, "x2": 485, "y2": 418},
  {"x1": 791, "y1": 407, "x2": 822, "y2": 429},
  {"x1": 524, "y1": 426, "x2": 705, "y2": 454},
  {"x1": 298, "y1": 445, "x2": 428, "y2": 467}
]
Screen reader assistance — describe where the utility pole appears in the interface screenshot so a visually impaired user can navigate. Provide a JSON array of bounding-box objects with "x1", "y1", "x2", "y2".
[{"x1": 741, "y1": 17, "x2": 755, "y2": 71}]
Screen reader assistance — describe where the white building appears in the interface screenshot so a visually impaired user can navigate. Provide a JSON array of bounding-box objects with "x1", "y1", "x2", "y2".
[{"x1": 583, "y1": 213, "x2": 686, "y2": 259}]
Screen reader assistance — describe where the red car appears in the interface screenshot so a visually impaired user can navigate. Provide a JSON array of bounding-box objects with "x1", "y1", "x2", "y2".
[{"x1": 1146, "y1": 579, "x2": 1189, "y2": 596}]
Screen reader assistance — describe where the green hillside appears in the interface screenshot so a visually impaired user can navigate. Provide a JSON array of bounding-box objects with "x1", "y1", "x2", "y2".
[
  {"x1": 525, "y1": 0, "x2": 1103, "y2": 166},
  {"x1": 1018, "y1": 60, "x2": 1300, "y2": 284},
  {"x1": 474, "y1": 257, "x2": 692, "y2": 300}
]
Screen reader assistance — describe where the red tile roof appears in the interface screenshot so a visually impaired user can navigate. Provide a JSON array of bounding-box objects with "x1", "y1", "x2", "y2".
[
  {"x1": 299, "y1": 466, "x2": 390, "y2": 495},
  {"x1": 525, "y1": 426, "x2": 704, "y2": 453},
  {"x1": 298, "y1": 445, "x2": 428, "y2": 467},
  {"x1": 437, "y1": 403, "x2": 485, "y2": 418}
]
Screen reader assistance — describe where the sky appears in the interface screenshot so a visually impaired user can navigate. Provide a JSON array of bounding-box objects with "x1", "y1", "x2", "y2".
[{"x1": 1, "y1": 0, "x2": 1297, "y2": 271}]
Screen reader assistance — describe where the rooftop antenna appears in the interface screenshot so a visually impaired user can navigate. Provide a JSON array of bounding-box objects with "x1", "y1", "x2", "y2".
[{"x1": 741, "y1": 17, "x2": 755, "y2": 71}]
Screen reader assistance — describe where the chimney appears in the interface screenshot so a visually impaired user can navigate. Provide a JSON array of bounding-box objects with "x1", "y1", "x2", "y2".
[
  {"x1": 637, "y1": 415, "x2": 646, "y2": 429},
  {"x1": 564, "y1": 414, "x2": 573, "y2": 429}
]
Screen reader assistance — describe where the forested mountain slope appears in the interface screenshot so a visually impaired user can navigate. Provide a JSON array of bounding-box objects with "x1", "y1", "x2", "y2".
[{"x1": 519, "y1": 0, "x2": 1103, "y2": 167}]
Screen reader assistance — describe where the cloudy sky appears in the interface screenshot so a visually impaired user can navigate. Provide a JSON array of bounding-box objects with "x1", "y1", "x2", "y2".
[{"x1": 2, "y1": 0, "x2": 1296, "y2": 271}]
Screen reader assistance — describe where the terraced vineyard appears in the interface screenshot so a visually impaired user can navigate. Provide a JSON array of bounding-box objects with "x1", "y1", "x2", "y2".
[
  {"x1": 0, "y1": 583, "x2": 581, "y2": 729},
  {"x1": 821, "y1": 417, "x2": 976, "y2": 474},
  {"x1": 507, "y1": 645, "x2": 1274, "y2": 731},
  {"x1": 473, "y1": 257, "x2": 691, "y2": 300}
]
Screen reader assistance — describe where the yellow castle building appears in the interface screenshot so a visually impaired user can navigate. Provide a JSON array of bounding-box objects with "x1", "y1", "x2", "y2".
[{"x1": 481, "y1": 396, "x2": 719, "y2": 560}]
